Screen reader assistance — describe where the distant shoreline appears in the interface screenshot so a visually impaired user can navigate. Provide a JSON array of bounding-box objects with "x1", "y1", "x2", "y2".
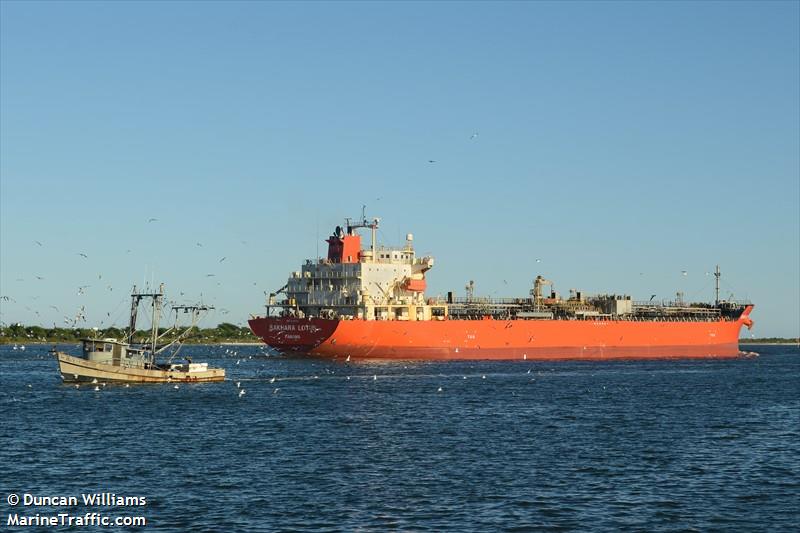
[
  {"x1": 0, "y1": 323, "x2": 259, "y2": 346},
  {"x1": 739, "y1": 340, "x2": 799, "y2": 345}
]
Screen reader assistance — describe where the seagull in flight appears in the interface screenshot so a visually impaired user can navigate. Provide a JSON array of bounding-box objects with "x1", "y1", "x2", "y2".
[
  {"x1": 428, "y1": 160, "x2": 437, "y2": 164},
  {"x1": 148, "y1": 218, "x2": 158, "y2": 223},
  {"x1": 681, "y1": 270, "x2": 688, "y2": 276},
  {"x1": 78, "y1": 253, "x2": 88, "y2": 258},
  {"x1": 219, "y1": 257, "x2": 226, "y2": 263},
  {"x1": 469, "y1": 132, "x2": 479, "y2": 140},
  {"x1": 34, "y1": 240, "x2": 43, "y2": 246}
]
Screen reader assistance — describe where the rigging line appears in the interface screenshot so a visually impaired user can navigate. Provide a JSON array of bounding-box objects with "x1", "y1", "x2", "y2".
[
  {"x1": 719, "y1": 278, "x2": 740, "y2": 298},
  {"x1": 101, "y1": 295, "x2": 131, "y2": 329},
  {"x1": 166, "y1": 342, "x2": 183, "y2": 364},
  {"x1": 687, "y1": 279, "x2": 714, "y2": 302},
  {"x1": 156, "y1": 313, "x2": 187, "y2": 356},
  {"x1": 376, "y1": 227, "x2": 388, "y2": 248}
]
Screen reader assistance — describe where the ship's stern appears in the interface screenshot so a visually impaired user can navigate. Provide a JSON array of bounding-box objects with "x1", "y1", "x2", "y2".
[{"x1": 248, "y1": 316, "x2": 339, "y2": 354}]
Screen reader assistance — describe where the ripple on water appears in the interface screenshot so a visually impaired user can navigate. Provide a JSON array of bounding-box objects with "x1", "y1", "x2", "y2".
[{"x1": 1, "y1": 344, "x2": 798, "y2": 531}]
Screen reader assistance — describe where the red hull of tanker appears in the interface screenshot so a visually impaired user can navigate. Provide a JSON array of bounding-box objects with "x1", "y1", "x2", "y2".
[{"x1": 248, "y1": 306, "x2": 754, "y2": 360}]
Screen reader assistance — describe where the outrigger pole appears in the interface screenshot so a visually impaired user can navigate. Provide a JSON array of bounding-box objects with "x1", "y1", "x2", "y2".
[
  {"x1": 152, "y1": 304, "x2": 213, "y2": 362},
  {"x1": 126, "y1": 284, "x2": 166, "y2": 365}
]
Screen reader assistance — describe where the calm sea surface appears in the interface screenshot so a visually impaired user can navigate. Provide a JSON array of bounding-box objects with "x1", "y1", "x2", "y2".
[{"x1": 1, "y1": 344, "x2": 798, "y2": 532}]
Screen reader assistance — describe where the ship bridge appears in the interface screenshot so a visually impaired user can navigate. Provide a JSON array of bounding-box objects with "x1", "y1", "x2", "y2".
[{"x1": 279, "y1": 216, "x2": 445, "y2": 321}]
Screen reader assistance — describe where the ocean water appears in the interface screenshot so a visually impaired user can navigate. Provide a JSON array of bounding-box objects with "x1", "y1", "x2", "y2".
[{"x1": 1, "y1": 344, "x2": 798, "y2": 532}]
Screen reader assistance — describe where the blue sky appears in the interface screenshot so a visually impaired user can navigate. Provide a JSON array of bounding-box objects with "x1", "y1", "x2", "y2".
[{"x1": 1, "y1": 1, "x2": 798, "y2": 337}]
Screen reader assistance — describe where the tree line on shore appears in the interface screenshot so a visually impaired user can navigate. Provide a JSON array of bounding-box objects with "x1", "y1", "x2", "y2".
[
  {"x1": 0, "y1": 322, "x2": 257, "y2": 344},
  {"x1": 739, "y1": 337, "x2": 799, "y2": 344}
]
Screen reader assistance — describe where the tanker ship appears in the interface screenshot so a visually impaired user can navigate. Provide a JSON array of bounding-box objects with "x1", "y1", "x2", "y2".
[{"x1": 248, "y1": 215, "x2": 754, "y2": 360}]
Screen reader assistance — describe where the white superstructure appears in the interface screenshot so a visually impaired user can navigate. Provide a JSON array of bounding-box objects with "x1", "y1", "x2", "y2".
[{"x1": 280, "y1": 218, "x2": 443, "y2": 321}]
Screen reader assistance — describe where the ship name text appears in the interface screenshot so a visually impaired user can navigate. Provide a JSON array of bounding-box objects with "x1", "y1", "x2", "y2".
[{"x1": 269, "y1": 324, "x2": 317, "y2": 333}]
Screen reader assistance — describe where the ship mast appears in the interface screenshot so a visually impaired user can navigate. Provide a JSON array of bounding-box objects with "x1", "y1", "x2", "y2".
[
  {"x1": 345, "y1": 205, "x2": 380, "y2": 263},
  {"x1": 714, "y1": 265, "x2": 721, "y2": 306}
]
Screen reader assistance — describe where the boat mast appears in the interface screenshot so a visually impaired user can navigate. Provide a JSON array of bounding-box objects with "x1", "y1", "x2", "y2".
[
  {"x1": 126, "y1": 284, "x2": 166, "y2": 364},
  {"x1": 127, "y1": 285, "x2": 139, "y2": 344},
  {"x1": 714, "y1": 265, "x2": 721, "y2": 306},
  {"x1": 151, "y1": 283, "x2": 164, "y2": 358}
]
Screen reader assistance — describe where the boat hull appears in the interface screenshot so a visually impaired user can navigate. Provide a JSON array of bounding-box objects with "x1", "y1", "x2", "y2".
[
  {"x1": 248, "y1": 306, "x2": 754, "y2": 361},
  {"x1": 55, "y1": 352, "x2": 225, "y2": 383}
]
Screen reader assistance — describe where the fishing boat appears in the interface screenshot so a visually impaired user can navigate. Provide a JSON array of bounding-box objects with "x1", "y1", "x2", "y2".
[{"x1": 54, "y1": 284, "x2": 225, "y2": 383}]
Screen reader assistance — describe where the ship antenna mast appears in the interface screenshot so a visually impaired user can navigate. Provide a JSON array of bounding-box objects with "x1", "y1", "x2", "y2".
[
  {"x1": 714, "y1": 265, "x2": 721, "y2": 306},
  {"x1": 346, "y1": 205, "x2": 379, "y2": 263},
  {"x1": 361, "y1": 205, "x2": 377, "y2": 263}
]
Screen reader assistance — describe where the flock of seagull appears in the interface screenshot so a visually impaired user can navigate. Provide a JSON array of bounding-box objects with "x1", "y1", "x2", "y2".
[
  {"x1": 0, "y1": 218, "x2": 261, "y2": 331},
  {"x1": 10, "y1": 343, "x2": 467, "y2": 396},
  {"x1": 24, "y1": 343, "x2": 502, "y2": 397}
]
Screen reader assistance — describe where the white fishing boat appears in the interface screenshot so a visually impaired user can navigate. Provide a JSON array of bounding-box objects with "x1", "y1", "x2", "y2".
[{"x1": 53, "y1": 284, "x2": 225, "y2": 384}]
